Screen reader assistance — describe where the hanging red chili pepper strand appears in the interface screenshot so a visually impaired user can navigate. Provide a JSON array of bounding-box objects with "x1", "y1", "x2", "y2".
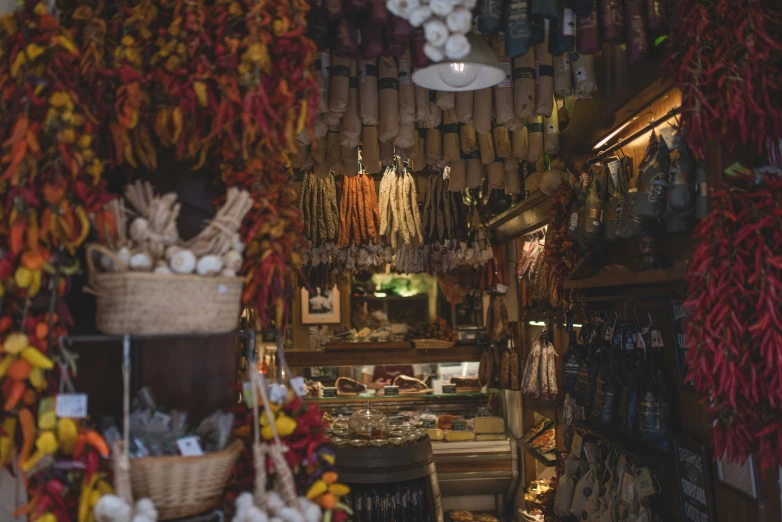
[
  {"x1": 664, "y1": 0, "x2": 782, "y2": 156},
  {"x1": 685, "y1": 171, "x2": 782, "y2": 475}
]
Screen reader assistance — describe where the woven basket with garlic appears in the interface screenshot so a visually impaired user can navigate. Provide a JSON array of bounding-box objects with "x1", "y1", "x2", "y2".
[{"x1": 85, "y1": 182, "x2": 254, "y2": 335}]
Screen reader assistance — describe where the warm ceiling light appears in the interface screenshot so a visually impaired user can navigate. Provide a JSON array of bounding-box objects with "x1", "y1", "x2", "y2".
[
  {"x1": 411, "y1": 33, "x2": 505, "y2": 92},
  {"x1": 592, "y1": 117, "x2": 637, "y2": 150}
]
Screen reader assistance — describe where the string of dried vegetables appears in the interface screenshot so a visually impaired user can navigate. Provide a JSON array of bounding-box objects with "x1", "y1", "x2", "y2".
[
  {"x1": 685, "y1": 171, "x2": 782, "y2": 475},
  {"x1": 534, "y1": 183, "x2": 578, "y2": 309},
  {"x1": 664, "y1": 0, "x2": 782, "y2": 155},
  {"x1": 0, "y1": 4, "x2": 115, "y2": 521},
  {"x1": 299, "y1": 171, "x2": 341, "y2": 288}
]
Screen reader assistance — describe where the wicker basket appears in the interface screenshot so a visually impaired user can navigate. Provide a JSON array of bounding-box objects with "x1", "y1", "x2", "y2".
[
  {"x1": 128, "y1": 440, "x2": 243, "y2": 520},
  {"x1": 413, "y1": 339, "x2": 455, "y2": 350},
  {"x1": 86, "y1": 244, "x2": 244, "y2": 335}
]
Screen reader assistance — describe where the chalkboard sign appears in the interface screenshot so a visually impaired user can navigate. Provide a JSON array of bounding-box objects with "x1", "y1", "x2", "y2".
[
  {"x1": 671, "y1": 301, "x2": 694, "y2": 388},
  {"x1": 674, "y1": 437, "x2": 716, "y2": 522}
]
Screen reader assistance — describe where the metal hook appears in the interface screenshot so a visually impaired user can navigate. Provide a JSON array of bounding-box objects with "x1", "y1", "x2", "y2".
[{"x1": 647, "y1": 312, "x2": 654, "y2": 328}]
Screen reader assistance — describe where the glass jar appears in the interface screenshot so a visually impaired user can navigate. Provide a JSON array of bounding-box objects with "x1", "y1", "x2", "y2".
[{"x1": 348, "y1": 402, "x2": 389, "y2": 440}]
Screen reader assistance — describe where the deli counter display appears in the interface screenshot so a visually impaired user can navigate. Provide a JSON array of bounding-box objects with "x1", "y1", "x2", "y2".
[{"x1": 289, "y1": 360, "x2": 519, "y2": 515}]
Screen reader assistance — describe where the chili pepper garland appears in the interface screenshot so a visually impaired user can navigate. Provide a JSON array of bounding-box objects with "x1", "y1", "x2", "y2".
[
  {"x1": 685, "y1": 171, "x2": 782, "y2": 475},
  {"x1": 664, "y1": 0, "x2": 782, "y2": 156},
  {"x1": 0, "y1": 4, "x2": 116, "y2": 522}
]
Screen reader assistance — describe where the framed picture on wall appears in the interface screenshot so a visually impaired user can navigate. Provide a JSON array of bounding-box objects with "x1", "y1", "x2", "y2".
[
  {"x1": 301, "y1": 286, "x2": 341, "y2": 324},
  {"x1": 716, "y1": 452, "x2": 761, "y2": 500}
]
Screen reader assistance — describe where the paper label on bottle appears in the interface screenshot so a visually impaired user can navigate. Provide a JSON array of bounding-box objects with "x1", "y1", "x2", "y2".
[
  {"x1": 574, "y1": 66, "x2": 587, "y2": 83},
  {"x1": 321, "y1": 53, "x2": 330, "y2": 79},
  {"x1": 269, "y1": 383, "x2": 288, "y2": 404},
  {"x1": 56, "y1": 393, "x2": 88, "y2": 418},
  {"x1": 498, "y1": 61, "x2": 512, "y2": 88},
  {"x1": 290, "y1": 376, "x2": 308, "y2": 397},
  {"x1": 177, "y1": 436, "x2": 204, "y2": 457},
  {"x1": 635, "y1": 467, "x2": 656, "y2": 497},
  {"x1": 562, "y1": 8, "x2": 575, "y2": 36},
  {"x1": 398, "y1": 59, "x2": 412, "y2": 86}
]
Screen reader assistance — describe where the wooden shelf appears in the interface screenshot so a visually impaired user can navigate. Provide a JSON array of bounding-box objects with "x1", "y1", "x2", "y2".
[
  {"x1": 564, "y1": 265, "x2": 687, "y2": 290},
  {"x1": 574, "y1": 421, "x2": 670, "y2": 464},
  {"x1": 285, "y1": 344, "x2": 483, "y2": 367}
]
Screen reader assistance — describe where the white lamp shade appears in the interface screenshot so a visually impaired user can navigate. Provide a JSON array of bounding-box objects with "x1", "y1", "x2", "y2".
[{"x1": 412, "y1": 33, "x2": 505, "y2": 91}]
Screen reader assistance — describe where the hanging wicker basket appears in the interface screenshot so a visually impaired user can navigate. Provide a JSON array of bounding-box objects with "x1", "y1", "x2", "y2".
[{"x1": 85, "y1": 244, "x2": 244, "y2": 335}]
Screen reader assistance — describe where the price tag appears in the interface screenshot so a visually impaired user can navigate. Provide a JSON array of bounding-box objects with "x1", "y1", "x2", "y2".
[
  {"x1": 635, "y1": 467, "x2": 657, "y2": 497},
  {"x1": 290, "y1": 377, "x2": 308, "y2": 397},
  {"x1": 243, "y1": 381, "x2": 256, "y2": 407},
  {"x1": 547, "y1": 123, "x2": 557, "y2": 135},
  {"x1": 650, "y1": 329, "x2": 664, "y2": 348},
  {"x1": 269, "y1": 383, "x2": 288, "y2": 404},
  {"x1": 562, "y1": 8, "x2": 575, "y2": 35},
  {"x1": 398, "y1": 59, "x2": 411, "y2": 86},
  {"x1": 56, "y1": 393, "x2": 88, "y2": 418},
  {"x1": 176, "y1": 436, "x2": 204, "y2": 457},
  {"x1": 569, "y1": 212, "x2": 579, "y2": 229},
  {"x1": 495, "y1": 283, "x2": 508, "y2": 295},
  {"x1": 570, "y1": 432, "x2": 583, "y2": 457},
  {"x1": 574, "y1": 67, "x2": 586, "y2": 83}
]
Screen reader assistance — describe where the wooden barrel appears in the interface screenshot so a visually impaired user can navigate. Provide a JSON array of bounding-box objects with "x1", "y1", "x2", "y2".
[{"x1": 333, "y1": 439, "x2": 443, "y2": 522}]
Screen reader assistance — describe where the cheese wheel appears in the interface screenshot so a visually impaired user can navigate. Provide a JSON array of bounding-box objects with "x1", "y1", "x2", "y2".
[
  {"x1": 445, "y1": 431, "x2": 476, "y2": 442},
  {"x1": 474, "y1": 416, "x2": 505, "y2": 434},
  {"x1": 426, "y1": 428, "x2": 445, "y2": 441}
]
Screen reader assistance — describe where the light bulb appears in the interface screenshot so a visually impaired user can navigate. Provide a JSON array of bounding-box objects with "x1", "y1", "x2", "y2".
[{"x1": 437, "y1": 62, "x2": 480, "y2": 89}]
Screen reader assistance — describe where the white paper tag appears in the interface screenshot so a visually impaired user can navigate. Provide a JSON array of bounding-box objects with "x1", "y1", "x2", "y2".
[
  {"x1": 359, "y1": 61, "x2": 367, "y2": 83},
  {"x1": 176, "y1": 436, "x2": 204, "y2": 457},
  {"x1": 321, "y1": 53, "x2": 331, "y2": 79},
  {"x1": 635, "y1": 467, "x2": 656, "y2": 497},
  {"x1": 269, "y1": 383, "x2": 288, "y2": 404},
  {"x1": 547, "y1": 123, "x2": 557, "y2": 135},
  {"x1": 608, "y1": 160, "x2": 621, "y2": 186},
  {"x1": 243, "y1": 381, "x2": 256, "y2": 407},
  {"x1": 621, "y1": 473, "x2": 638, "y2": 504},
  {"x1": 574, "y1": 66, "x2": 586, "y2": 83},
  {"x1": 398, "y1": 59, "x2": 411, "y2": 86},
  {"x1": 495, "y1": 283, "x2": 508, "y2": 295},
  {"x1": 569, "y1": 212, "x2": 579, "y2": 228},
  {"x1": 149, "y1": 411, "x2": 172, "y2": 432},
  {"x1": 56, "y1": 393, "x2": 88, "y2": 418},
  {"x1": 562, "y1": 8, "x2": 575, "y2": 36},
  {"x1": 570, "y1": 432, "x2": 583, "y2": 457},
  {"x1": 650, "y1": 329, "x2": 664, "y2": 348},
  {"x1": 498, "y1": 61, "x2": 512, "y2": 88},
  {"x1": 605, "y1": 325, "x2": 614, "y2": 341},
  {"x1": 290, "y1": 376, "x2": 308, "y2": 397}
]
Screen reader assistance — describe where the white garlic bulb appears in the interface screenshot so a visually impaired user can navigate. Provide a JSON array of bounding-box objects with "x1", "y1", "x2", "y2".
[
  {"x1": 129, "y1": 252, "x2": 153, "y2": 271},
  {"x1": 445, "y1": 33, "x2": 470, "y2": 59},
  {"x1": 429, "y1": 0, "x2": 452, "y2": 17},
  {"x1": 409, "y1": 6, "x2": 432, "y2": 26},
  {"x1": 154, "y1": 261, "x2": 172, "y2": 275},
  {"x1": 446, "y1": 8, "x2": 471, "y2": 34},
  {"x1": 165, "y1": 245, "x2": 182, "y2": 260},
  {"x1": 169, "y1": 249, "x2": 196, "y2": 274},
  {"x1": 196, "y1": 255, "x2": 224, "y2": 276},
  {"x1": 222, "y1": 250, "x2": 243, "y2": 273},
  {"x1": 129, "y1": 217, "x2": 149, "y2": 243},
  {"x1": 100, "y1": 255, "x2": 119, "y2": 272},
  {"x1": 423, "y1": 19, "x2": 449, "y2": 46},
  {"x1": 117, "y1": 246, "x2": 131, "y2": 268},
  {"x1": 424, "y1": 42, "x2": 445, "y2": 62}
]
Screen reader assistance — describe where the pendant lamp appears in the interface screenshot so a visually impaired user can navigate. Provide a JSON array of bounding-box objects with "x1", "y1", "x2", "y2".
[{"x1": 411, "y1": 33, "x2": 505, "y2": 92}]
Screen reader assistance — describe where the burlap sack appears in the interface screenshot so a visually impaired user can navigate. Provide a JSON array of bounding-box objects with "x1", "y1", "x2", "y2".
[
  {"x1": 513, "y1": 49, "x2": 536, "y2": 118},
  {"x1": 328, "y1": 55, "x2": 350, "y2": 115},
  {"x1": 544, "y1": 99, "x2": 560, "y2": 154},
  {"x1": 554, "y1": 53, "x2": 573, "y2": 96},
  {"x1": 429, "y1": 97, "x2": 442, "y2": 128},
  {"x1": 398, "y1": 52, "x2": 416, "y2": 124},
  {"x1": 448, "y1": 159, "x2": 467, "y2": 191},
  {"x1": 315, "y1": 51, "x2": 330, "y2": 114},
  {"x1": 466, "y1": 154, "x2": 483, "y2": 188},
  {"x1": 492, "y1": 36, "x2": 515, "y2": 124},
  {"x1": 473, "y1": 88, "x2": 493, "y2": 134},
  {"x1": 572, "y1": 52, "x2": 598, "y2": 97},
  {"x1": 340, "y1": 60, "x2": 361, "y2": 148},
  {"x1": 378, "y1": 57, "x2": 399, "y2": 142},
  {"x1": 456, "y1": 91, "x2": 474, "y2": 124},
  {"x1": 512, "y1": 126, "x2": 529, "y2": 159},
  {"x1": 535, "y1": 38, "x2": 554, "y2": 117},
  {"x1": 527, "y1": 116, "x2": 544, "y2": 163},
  {"x1": 492, "y1": 123, "x2": 512, "y2": 158},
  {"x1": 460, "y1": 124, "x2": 477, "y2": 154},
  {"x1": 359, "y1": 59, "x2": 379, "y2": 125},
  {"x1": 443, "y1": 110, "x2": 461, "y2": 161},
  {"x1": 394, "y1": 119, "x2": 416, "y2": 149},
  {"x1": 479, "y1": 132, "x2": 496, "y2": 165},
  {"x1": 314, "y1": 113, "x2": 329, "y2": 139}
]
